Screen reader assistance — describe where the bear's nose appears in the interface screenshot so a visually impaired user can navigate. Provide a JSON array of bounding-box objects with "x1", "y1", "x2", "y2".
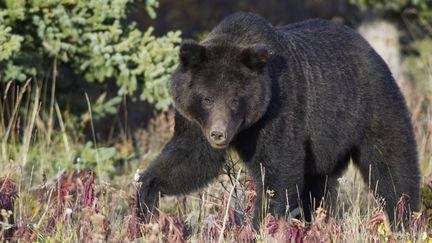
[{"x1": 210, "y1": 130, "x2": 226, "y2": 144}]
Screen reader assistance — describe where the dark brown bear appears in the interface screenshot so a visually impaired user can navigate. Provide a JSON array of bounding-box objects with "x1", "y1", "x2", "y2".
[{"x1": 137, "y1": 12, "x2": 420, "y2": 228}]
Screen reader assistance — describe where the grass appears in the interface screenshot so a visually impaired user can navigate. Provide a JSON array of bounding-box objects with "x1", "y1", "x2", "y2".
[{"x1": 0, "y1": 74, "x2": 431, "y2": 242}]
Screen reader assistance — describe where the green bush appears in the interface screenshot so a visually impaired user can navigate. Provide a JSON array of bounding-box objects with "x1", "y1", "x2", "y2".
[
  {"x1": 0, "y1": 0, "x2": 181, "y2": 111},
  {"x1": 350, "y1": 0, "x2": 431, "y2": 12}
]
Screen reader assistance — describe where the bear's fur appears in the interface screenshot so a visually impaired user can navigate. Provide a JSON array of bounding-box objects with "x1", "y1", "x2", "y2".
[{"x1": 137, "y1": 12, "x2": 420, "y2": 227}]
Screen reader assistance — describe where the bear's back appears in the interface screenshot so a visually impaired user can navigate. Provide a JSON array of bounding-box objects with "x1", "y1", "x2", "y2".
[
  {"x1": 277, "y1": 18, "x2": 351, "y2": 35},
  {"x1": 205, "y1": 13, "x2": 368, "y2": 48},
  {"x1": 204, "y1": 13, "x2": 378, "y2": 72},
  {"x1": 204, "y1": 12, "x2": 277, "y2": 46},
  {"x1": 276, "y1": 18, "x2": 372, "y2": 58}
]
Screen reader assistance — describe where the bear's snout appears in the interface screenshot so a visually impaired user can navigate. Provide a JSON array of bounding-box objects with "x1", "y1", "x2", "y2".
[
  {"x1": 207, "y1": 118, "x2": 230, "y2": 148},
  {"x1": 210, "y1": 129, "x2": 226, "y2": 144}
]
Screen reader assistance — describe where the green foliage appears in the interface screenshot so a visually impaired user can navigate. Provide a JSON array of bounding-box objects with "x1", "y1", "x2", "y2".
[
  {"x1": 404, "y1": 39, "x2": 432, "y2": 92},
  {"x1": 349, "y1": 0, "x2": 432, "y2": 23},
  {"x1": 350, "y1": 0, "x2": 431, "y2": 12},
  {"x1": 89, "y1": 93, "x2": 123, "y2": 120},
  {"x1": 0, "y1": 25, "x2": 22, "y2": 61},
  {"x1": 0, "y1": 0, "x2": 181, "y2": 111},
  {"x1": 0, "y1": 24, "x2": 27, "y2": 81},
  {"x1": 77, "y1": 142, "x2": 116, "y2": 177}
]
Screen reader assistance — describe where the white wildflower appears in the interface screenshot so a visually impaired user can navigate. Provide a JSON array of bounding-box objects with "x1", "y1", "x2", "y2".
[
  {"x1": 65, "y1": 208, "x2": 73, "y2": 215},
  {"x1": 134, "y1": 169, "x2": 141, "y2": 182},
  {"x1": 338, "y1": 176, "x2": 349, "y2": 192}
]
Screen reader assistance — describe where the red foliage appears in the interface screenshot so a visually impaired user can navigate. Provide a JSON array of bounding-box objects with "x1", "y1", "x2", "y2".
[
  {"x1": 0, "y1": 178, "x2": 17, "y2": 240},
  {"x1": 127, "y1": 195, "x2": 141, "y2": 240},
  {"x1": 217, "y1": 194, "x2": 236, "y2": 231},
  {"x1": 243, "y1": 179, "x2": 256, "y2": 215},
  {"x1": 366, "y1": 208, "x2": 387, "y2": 242},
  {"x1": 284, "y1": 219, "x2": 308, "y2": 243},
  {"x1": 48, "y1": 170, "x2": 96, "y2": 228},
  {"x1": 0, "y1": 178, "x2": 17, "y2": 209},
  {"x1": 12, "y1": 214, "x2": 34, "y2": 242},
  {"x1": 158, "y1": 210, "x2": 187, "y2": 243},
  {"x1": 237, "y1": 222, "x2": 255, "y2": 243},
  {"x1": 264, "y1": 213, "x2": 279, "y2": 237},
  {"x1": 127, "y1": 215, "x2": 140, "y2": 241},
  {"x1": 83, "y1": 172, "x2": 95, "y2": 209},
  {"x1": 129, "y1": 192, "x2": 188, "y2": 242},
  {"x1": 202, "y1": 218, "x2": 223, "y2": 242},
  {"x1": 396, "y1": 193, "x2": 410, "y2": 220},
  {"x1": 367, "y1": 209, "x2": 385, "y2": 231},
  {"x1": 262, "y1": 214, "x2": 309, "y2": 242},
  {"x1": 304, "y1": 208, "x2": 341, "y2": 242},
  {"x1": 410, "y1": 211, "x2": 424, "y2": 233}
]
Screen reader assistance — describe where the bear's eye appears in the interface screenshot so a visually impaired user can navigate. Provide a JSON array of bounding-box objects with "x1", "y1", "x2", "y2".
[
  {"x1": 230, "y1": 99, "x2": 239, "y2": 110},
  {"x1": 202, "y1": 97, "x2": 213, "y2": 108}
]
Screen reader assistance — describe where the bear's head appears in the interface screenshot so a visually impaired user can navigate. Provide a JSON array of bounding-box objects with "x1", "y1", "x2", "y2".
[{"x1": 171, "y1": 39, "x2": 272, "y2": 149}]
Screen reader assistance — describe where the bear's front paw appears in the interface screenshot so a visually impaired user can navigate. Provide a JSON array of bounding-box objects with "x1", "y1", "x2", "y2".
[{"x1": 136, "y1": 170, "x2": 160, "y2": 222}]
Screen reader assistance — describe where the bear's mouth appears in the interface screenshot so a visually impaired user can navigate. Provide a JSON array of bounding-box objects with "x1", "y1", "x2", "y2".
[{"x1": 209, "y1": 142, "x2": 229, "y2": 149}]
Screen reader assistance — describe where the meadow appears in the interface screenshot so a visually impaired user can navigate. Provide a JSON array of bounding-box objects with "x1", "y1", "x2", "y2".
[{"x1": 0, "y1": 68, "x2": 431, "y2": 242}]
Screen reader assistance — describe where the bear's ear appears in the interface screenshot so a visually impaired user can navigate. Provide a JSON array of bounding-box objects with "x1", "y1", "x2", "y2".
[
  {"x1": 179, "y1": 39, "x2": 207, "y2": 69},
  {"x1": 240, "y1": 45, "x2": 271, "y2": 71}
]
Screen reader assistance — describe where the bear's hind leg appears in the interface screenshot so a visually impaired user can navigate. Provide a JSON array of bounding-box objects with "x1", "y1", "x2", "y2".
[
  {"x1": 301, "y1": 175, "x2": 339, "y2": 222},
  {"x1": 352, "y1": 129, "x2": 420, "y2": 225},
  {"x1": 301, "y1": 175, "x2": 327, "y2": 222}
]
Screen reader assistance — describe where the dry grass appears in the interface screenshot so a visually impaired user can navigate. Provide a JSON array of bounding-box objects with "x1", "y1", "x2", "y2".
[{"x1": 0, "y1": 71, "x2": 431, "y2": 242}]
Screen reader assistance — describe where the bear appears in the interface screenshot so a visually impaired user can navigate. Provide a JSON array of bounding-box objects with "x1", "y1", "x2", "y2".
[{"x1": 136, "y1": 12, "x2": 420, "y2": 228}]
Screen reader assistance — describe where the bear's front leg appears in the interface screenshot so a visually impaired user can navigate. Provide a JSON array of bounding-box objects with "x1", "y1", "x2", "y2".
[
  {"x1": 248, "y1": 144, "x2": 306, "y2": 229},
  {"x1": 136, "y1": 113, "x2": 226, "y2": 221}
]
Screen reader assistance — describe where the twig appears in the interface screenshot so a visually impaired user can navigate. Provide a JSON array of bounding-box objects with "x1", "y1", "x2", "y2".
[
  {"x1": 1, "y1": 79, "x2": 31, "y2": 162},
  {"x1": 55, "y1": 101, "x2": 70, "y2": 159},
  {"x1": 85, "y1": 92, "x2": 102, "y2": 181},
  {"x1": 217, "y1": 168, "x2": 242, "y2": 243},
  {"x1": 46, "y1": 57, "x2": 57, "y2": 144},
  {"x1": 21, "y1": 81, "x2": 40, "y2": 167}
]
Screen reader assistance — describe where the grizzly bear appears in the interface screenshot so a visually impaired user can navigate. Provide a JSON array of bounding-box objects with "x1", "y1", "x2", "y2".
[{"x1": 137, "y1": 12, "x2": 420, "y2": 227}]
